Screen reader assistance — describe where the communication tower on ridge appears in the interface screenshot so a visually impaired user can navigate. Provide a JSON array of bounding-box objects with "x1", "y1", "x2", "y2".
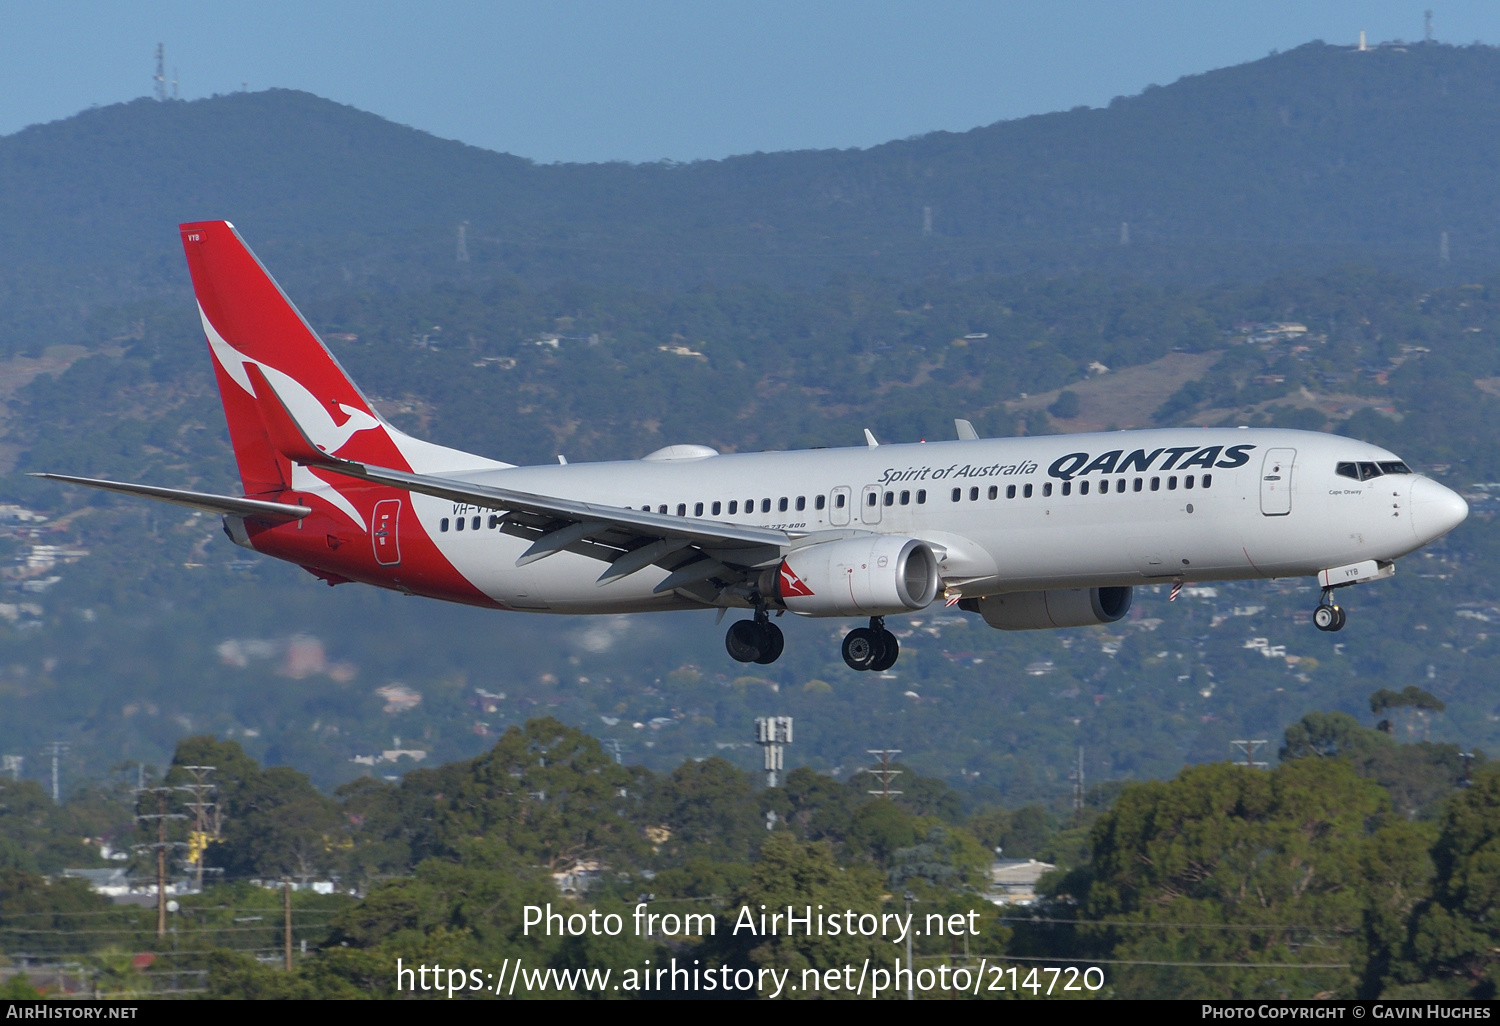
[{"x1": 154, "y1": 44, "x2": 167, "y2": 102}]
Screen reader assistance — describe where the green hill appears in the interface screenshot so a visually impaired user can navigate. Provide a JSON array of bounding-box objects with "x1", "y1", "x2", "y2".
[{"x1": 4, "y1": 39, "x2": 1500, "y2": 336}]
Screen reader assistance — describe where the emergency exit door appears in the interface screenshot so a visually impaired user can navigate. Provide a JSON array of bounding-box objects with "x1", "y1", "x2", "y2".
[
  {"x1": 372, "y1": 499, "x2": 402, "y2": 565},
  {"x1": 1260, "y1": 448, "x2": 1295, "y2": 516}
]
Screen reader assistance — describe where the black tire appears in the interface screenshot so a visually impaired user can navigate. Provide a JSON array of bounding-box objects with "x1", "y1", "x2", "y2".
[
  {"x1": 842, "y1": 627, "x2": 881, "y2": 671},
  {"x1": 753, "y1": 622, "x2": 785, "y2": 664},
  {"x1": 1330, "y1": 606, "x2": 1346, "y2": 632},
  {"x1": 726, "y1": 619, "x2": 762, "y2": 662},
  {"x1": 869, "y1": 630, "x2": 899, "y2": 671},
  {"x1": 1313, "y1": 606, "x2": 1337, "y2": 631}
]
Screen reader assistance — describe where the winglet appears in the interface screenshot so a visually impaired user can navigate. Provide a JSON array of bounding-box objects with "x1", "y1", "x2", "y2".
[
  {"x1": 244, "y1": 363, "x2": 332, "y2": 466},
  {"x1": 864, "y1": 428, "x2": 880, "y2": 448}
]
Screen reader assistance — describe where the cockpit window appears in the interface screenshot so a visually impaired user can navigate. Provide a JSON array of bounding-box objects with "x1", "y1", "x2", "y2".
[{"x1": 1338, "y1": 461, "x2": 1397, "y2": 481}]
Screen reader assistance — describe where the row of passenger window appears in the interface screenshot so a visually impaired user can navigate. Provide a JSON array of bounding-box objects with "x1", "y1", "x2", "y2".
[
  {"x1": 436, "y1": 473, "x2": 1215, "y2": 533},
  {"x1": 951, "y1": 474, "x2": 1212, "y2": 501},
  {"x1": 641, "y1": 494, "x2": 838, "y2": 518},
  {"x1": 439, "y1": 514, "x2": 505, "y2": 532}
]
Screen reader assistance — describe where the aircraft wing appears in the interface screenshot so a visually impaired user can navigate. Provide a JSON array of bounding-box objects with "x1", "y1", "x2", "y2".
[
  {"x1": 31, "y1": 473, "x2": 311, "y2": 522},
  {"x1": 318, "y1": 458, "x2": 799, "y2": 590}
]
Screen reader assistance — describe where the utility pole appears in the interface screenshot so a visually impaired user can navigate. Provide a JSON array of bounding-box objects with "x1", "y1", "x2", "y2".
[
  {"x1": 178, "y1": 766, "x2": 217, "y2": 892},
  {"x1": 1070, "y1": 746, "x2": 1085, "y2": 812},
  {"x1": 134, "y1": 786, "x2": 186, "y2": 938},
  {"x1": 1230, "y1": 740, "x2": 1270, "y2": 769},
  {"x1": 43, "y1": 742, "x2": 69, "y2": 803},
  {"x1": 755, "y1": 717, "x2": 792, "y2": 788},
  {"x1": 456, "y1": 221, "x2": 470, "y2": 263},
  {"x1": 284, "y1": 880, "x2": 294, "y2": 971},
  {"x1": 865, "y1": 749, "x2": 903, "y2": 799},
  {"x1": 904, "y1": 891, "x2": 915, "y2": 1000},
  {"x1": 1440, "y1": 231, "x2": 1451, "y2": 265}
]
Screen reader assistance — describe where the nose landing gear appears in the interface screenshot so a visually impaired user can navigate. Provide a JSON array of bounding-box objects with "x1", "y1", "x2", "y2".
[
  {"x1": 842, "y1": 617, "x2": 900, "y2": 671},
  {"x1": 1312, "y1": 588, "x2": 1346, "y2": 632},
  {"x1": 725, "y1": 607, "x2": 785, "y2": 664}
]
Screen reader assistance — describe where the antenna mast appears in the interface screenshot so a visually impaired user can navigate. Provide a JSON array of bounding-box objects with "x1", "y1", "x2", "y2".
[{"x1": 154, "y1": 44, "x2": 167, "y2": 102}]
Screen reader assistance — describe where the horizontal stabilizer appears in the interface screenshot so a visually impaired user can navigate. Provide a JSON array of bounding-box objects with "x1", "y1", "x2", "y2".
[{"x1": 31, "y1": 473, "x2": 310, "y2": 521}]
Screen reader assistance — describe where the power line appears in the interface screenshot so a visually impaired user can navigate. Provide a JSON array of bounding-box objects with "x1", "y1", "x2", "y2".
[
  {"x1": 999, "y1": 916, "x2": 1356, "y2": 933},
  {"x1": 985, "y1": 954, "x2": 1349, "y2": 969}
]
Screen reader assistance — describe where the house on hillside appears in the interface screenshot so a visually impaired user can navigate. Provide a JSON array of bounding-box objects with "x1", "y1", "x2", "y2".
[{"x1": 985, "y1": 858, "x2": 1054, "y2": 906}]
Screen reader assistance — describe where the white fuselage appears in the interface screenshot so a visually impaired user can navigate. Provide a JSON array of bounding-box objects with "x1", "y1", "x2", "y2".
[{"x1": 372, "y1": 427, "x2": 1465, "y2": 615}]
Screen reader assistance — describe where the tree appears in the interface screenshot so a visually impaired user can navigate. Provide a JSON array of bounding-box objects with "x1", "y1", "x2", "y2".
[
  {"x1": 1388, "y1": 766, "x2": 1500, "y2": 998},
  {"x1": 1049, "y1": 390, "x2": 1082, "y2": 419},
  {"x1": 1062, "y1": 760, "x2": 1427, "y2": 999},
  {"x1": 644, "y1": 757, "x2": 762, "y2": 864},
  {"x1": 713, "y1": 833, "x2": 889, "y2": 997},
  {"x1": 888, "y1": 824, "x2": 992, "y2": 892}
]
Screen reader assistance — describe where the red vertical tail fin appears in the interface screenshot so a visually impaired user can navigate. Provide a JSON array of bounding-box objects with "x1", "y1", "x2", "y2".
[
  {"x1": 180, "y1": 221, "x2": 509, "y2": 493},
  {"x1": 180, "y1": 221, "x2": 405, "y2": 493}
]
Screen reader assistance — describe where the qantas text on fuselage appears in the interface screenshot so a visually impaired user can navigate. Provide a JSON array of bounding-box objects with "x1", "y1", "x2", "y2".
[{"x1": 38, "y1": 222, "x2": 1469, "y2": 671}]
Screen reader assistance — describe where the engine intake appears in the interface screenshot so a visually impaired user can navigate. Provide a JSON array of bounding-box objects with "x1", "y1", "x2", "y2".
[
  {"x1": 774, "y1": 536, "x2": 941, "y2": 617},
  {"x1": 960, "y1": 587, "x2": 1133, "y2": 631}
]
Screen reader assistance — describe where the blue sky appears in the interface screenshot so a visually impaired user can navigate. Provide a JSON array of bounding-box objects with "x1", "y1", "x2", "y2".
[{"x1": 5, "y1": 2, "x2": 1500, "y2": 163}]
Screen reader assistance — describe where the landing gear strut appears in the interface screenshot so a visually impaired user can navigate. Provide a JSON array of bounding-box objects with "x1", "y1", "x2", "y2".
[
  {"x1": 1312, "y1": 588, "x2": 1346, "y2": 632},
  {"x1": 725, "y1": 606, "x2": 785, "y2": 664},
  {"x1": 842, "y1": 617, "x2": 900, "y2": 672}
]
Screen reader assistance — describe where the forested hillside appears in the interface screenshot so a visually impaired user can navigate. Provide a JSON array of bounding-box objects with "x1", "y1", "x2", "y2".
[
  {"x1": 0, "y1": 263, "x2": 1496, "y2": 798},
  {"x1": 2, "y1": 716, "x2": 1492, "y2": 999},
  {"x1": 5, "y1": 42, "x2": 1500, "y2": 355}
]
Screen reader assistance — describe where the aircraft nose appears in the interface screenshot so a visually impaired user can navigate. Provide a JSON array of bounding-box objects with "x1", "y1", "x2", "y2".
[{"x1": 1409, "y1": 477, "x2": 1468, "y2": 542}]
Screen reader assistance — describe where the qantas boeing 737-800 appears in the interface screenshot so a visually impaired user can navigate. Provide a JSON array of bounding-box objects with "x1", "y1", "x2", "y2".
[{"x1": 39, "y1": 222, "x2": 1469, "y2": 671}]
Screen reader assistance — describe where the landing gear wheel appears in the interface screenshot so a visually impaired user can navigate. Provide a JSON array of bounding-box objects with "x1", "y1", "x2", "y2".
[
  {"x1": 842, "y1": 628, "x2": 881, "y2": 671},
  {"x1": 753, "y1": 622, "x2": 785, "y2": 664},
  {"x1": 1313, "y1": 604, "x2": 1347, "y2": 632},
  {"x1": 726, "y1": 619, "x2": 763, "y2": 662},
  {"x1": 869, "y1": 630, "x2": 899, "y2": 671}
]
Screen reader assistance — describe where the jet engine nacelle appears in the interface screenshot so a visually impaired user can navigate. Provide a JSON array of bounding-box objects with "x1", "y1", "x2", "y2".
[
  {"x1": 960, "y1": 587, "x2": 1133, "y2": 631},
  {"x1": 773, "y1": 536, "x2": 941, "y2": 617}
]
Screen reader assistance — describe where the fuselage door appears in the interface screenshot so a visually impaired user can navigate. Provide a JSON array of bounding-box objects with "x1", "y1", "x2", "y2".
[
  {"x1": 372, "y1": 498, "x2": 402, "y2": 565},
  {"x1": 860, "y1": 485, "x2": 883, "y2": 525},
  {"x1": 1260, "y1": 448, "x2": 1295, "y2": 516},
  {"x1": 829, "y1": 486, "x2": 852, "y2": 526}
]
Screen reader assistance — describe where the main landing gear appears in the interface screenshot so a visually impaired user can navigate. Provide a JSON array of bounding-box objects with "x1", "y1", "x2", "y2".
[
  {"x1": 1313, "y1": 588, "x2": 1347, "y2": 632},
  {"x1": 842, "y1": 617, "x2": 899, "y2": 672},
  {"x1": 725, "y1": 607, "x2": 785, "y2": 665}
]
